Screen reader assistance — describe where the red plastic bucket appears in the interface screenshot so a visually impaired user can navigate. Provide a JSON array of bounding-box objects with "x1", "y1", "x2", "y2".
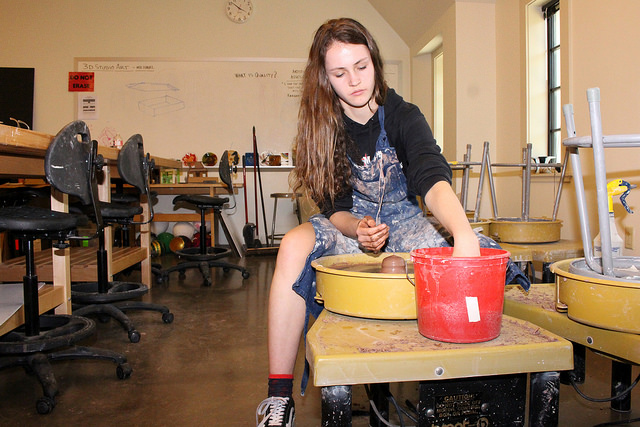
[{"x1": 410, "y1": 247, "x2": 510, "y2": 343}]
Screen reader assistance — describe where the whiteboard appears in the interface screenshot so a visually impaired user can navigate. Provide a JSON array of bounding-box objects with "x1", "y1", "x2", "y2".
[{"x1": 75, "y1": 57, "x2": 400, "y2": 161}]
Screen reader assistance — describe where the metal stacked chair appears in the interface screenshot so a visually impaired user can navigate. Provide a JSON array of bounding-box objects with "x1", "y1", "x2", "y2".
[{"x1": 0, "y1": 120, "x2": 131, "y2": 414}]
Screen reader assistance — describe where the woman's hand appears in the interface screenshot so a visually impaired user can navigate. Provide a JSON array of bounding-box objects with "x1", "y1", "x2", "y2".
[
  {"x1": 424, "y1": 181, "x2": 480, "y2": 257},
  {"x1": 451, "y1": 229, "x2": 481, "y2": 257},
  {"x1": 356, "y1": 215, "x2": 389, "y2": 252}
]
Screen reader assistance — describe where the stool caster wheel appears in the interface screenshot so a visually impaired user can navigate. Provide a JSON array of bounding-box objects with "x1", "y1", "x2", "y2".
[
  {"x1": 156, "y1": 275, "x2": 164, "y2": 284},
  {"x1": 223, "y1": 267, "x2": 230, "y2": 273},
  {"x1": 36, "y1": 396, "x2": 55, "y2": 414},
  {"x1": 162, "y1": 312, "x2": 174, "y2": 324},
  {"x1": 242, "y1": 271, "x2": 250, "y2": 279},
  {"x1": 178, "y1": 270, "x2": 186, "y2": 279},
  {"x1": 117, "y1": 363, "x2": 133, "y2": 379},
  {"x1": 128, "y1": 329, "x2": 141, "y2": 343}
]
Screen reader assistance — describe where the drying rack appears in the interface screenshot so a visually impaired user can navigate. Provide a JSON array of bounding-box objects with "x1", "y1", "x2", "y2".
[{"x1": 562, "y1": 87, "x2": 640, "y2": 279}]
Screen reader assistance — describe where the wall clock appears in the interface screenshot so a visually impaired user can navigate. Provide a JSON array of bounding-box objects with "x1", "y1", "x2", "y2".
[{"x1": 226, "y1": 0, "x2": 253, "y2": 24}]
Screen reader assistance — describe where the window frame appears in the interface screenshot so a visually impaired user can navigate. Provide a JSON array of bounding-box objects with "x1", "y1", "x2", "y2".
[{"x1": 543, "y1": 0, "x2": 560, "y2": 158}]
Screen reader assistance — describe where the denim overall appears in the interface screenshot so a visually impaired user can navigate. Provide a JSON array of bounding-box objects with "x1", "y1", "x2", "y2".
[{"x1": 295, "y1": 107, "x2": 529, "y2": 394}]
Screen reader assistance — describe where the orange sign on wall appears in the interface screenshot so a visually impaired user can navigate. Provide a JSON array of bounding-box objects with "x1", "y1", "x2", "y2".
[{"x1": 69, "y1": 72, "x2": 94, "y2": 92}]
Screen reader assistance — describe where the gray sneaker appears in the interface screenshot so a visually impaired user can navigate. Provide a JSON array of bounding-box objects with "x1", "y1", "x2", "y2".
[{"x1": 256, "y1": 396, "x2": 295, "y2": 427}]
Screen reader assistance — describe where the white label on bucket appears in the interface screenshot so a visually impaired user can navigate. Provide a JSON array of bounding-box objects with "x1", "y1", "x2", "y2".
[{"x1": 466, "y1": 297, "x2": 481, "y2": 323}]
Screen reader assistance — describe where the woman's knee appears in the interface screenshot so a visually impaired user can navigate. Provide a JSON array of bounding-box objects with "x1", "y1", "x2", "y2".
[{"x1": 277, "y1": 222, "x2": 316, "y2": 263}]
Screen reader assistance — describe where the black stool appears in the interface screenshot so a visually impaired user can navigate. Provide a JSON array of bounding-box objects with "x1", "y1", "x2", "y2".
[
  {"x1": 0, "y1": 121, "x2": 131, "y2": 414},
  {"x1": 71, "y1": 134, "x2": 173, "y2": 343},
  {"x1": 159, "y1": 151, "x2": 249, "y2": 286}
]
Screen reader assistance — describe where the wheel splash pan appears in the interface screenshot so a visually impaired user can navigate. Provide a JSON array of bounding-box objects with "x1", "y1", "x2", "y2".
[
  {"x1": 550, "y1": 257, "x2": 640, "y2": 333},
  {"x1": 312, "y1": 252, "x2": 416, "y2": 319},
  {"x1": 489, "y1": 218, "x2": 562, "y2": 243}
]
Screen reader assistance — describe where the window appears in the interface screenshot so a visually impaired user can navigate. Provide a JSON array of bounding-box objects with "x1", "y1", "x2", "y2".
[
  {"x1": 526, "y1": 0, "x2": 560, "y2": 160},
  {"x1": 544, "y1": 0, "x2": 560, "y2": 158},
  {"x1": 433, "y1": 50, "x2": 444, "y2": 150}
]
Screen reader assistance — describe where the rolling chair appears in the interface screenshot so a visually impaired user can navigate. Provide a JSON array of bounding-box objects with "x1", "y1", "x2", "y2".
[
  {"x1": 159, "y1": 151, "x2": 250, "y2": 286},
  {"x1": 0, "y1": 120, "x2": 131, "y2": 414},
  {"x1": 71, "y1": 134, "x2": 173, "y2": 343}
]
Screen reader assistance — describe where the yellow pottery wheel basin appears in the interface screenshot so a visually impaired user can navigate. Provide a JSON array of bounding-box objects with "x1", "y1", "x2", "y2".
[
  {"x1": 489, "y1": 218, "x2": 562, "y2": 243},
  {"x1": 551, "y1": 258, "x2": 640, "y2": 333},
  {"x1": 312, "y1": 252, "x2": 416, "y2": 320}
]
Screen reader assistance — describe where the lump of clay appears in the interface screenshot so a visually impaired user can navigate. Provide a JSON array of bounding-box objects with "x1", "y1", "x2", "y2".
[{"x1": 381, "y1": 255, "x2": 405, "y2": 274}]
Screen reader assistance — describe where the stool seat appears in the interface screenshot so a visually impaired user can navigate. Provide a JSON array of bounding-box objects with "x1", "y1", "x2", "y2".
[
  {"x1": 270, "y1": 192, "x2": 299, "y2": 199},
  {"x1": 269, "y1": 192, "x2": 303, "y2": 246},
  {"x1": 0, "y1": 205, "x2": 82, "y2": 232},
  {"x1": 173, "y1": 194, "x2": 228, "y2": 209},
  {"x1": 99, "y1": 201, "x2": 143, "y2": 221}
]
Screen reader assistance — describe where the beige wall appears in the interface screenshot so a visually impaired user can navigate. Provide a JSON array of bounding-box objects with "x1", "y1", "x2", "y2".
[
  {"x1": 563, "y1": 0, "x2": 640, "y2": 255},
  {"x1": 0, "y1": 0, "x2": 410, "y2": 137},
  {"x1": 412, "y1": 2, "x2": 499, "y2": 219}
]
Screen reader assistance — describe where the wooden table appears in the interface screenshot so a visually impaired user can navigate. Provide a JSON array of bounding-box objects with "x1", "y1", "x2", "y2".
[
  {"x1": 0, "y1": 124, "x2": 180, "y2": 334},
  {"x1": 306, "y1": 310, "x2": 573, "y2": 426}
]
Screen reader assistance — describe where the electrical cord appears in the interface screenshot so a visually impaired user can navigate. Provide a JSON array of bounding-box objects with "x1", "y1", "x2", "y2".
[
  {"x1": 364, "y1": 384, "x2": 418, "y2": 427},
  {"x1": 569, "y1": 372, "x2": 640, "y2": 403}
]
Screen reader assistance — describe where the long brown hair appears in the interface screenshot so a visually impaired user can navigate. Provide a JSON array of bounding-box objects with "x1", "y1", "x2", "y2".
[{"x1": 291, "y1": 18, "x2": 387, "y2": 209}]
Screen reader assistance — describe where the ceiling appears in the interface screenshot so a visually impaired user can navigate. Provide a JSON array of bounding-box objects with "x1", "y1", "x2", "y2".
[{"x1": 367, "y1": 0, "x2": 454, "y2": 47}]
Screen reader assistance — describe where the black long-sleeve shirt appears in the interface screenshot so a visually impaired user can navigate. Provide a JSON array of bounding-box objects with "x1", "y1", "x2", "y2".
[{"x1": 321, "y1": 89, "x2": 452, "y2": 218}]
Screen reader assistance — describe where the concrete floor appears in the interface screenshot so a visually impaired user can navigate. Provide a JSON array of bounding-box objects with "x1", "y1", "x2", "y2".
[{"x1": 0, "y1": 253, "x2": 639, "y2": 426}]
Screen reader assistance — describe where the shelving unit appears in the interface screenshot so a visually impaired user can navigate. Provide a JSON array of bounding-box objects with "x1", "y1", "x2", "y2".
[{"x1": 0, "y1": 246, "x2": 147, "y2": 283}]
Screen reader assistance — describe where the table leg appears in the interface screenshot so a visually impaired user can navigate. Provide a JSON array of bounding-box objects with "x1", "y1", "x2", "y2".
[
  {"x1": 369, "y1": 383, "x2": 389, "y2": 427},
  {"x1": 322, "y1": 385, "x2": 352, "y2": 427},
  {"x1": 542, "y1": 262, "x2": 555, "y2": 283},
  {"x1": 611, "y1": 360, "x2": 632, "y2": 412},
  {"x1": 529, "y1": 371, "x2": 560, "y2": 427},
  {"x1": 561, "y1": 343, "x2": 585, "y2": 385}
]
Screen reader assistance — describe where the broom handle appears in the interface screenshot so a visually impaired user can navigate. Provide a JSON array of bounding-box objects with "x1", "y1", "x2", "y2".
[
  {"x1": 254, "y1": 127, "x2": 269, "y2": 243},
  {"x1": 253, "y1": 127, "x2": 259, "y2": 236}
]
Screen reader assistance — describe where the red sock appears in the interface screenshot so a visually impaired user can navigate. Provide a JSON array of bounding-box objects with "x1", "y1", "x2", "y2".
[{"x1": 268, "y1": 374, "x2": 294, "y2": 397}]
